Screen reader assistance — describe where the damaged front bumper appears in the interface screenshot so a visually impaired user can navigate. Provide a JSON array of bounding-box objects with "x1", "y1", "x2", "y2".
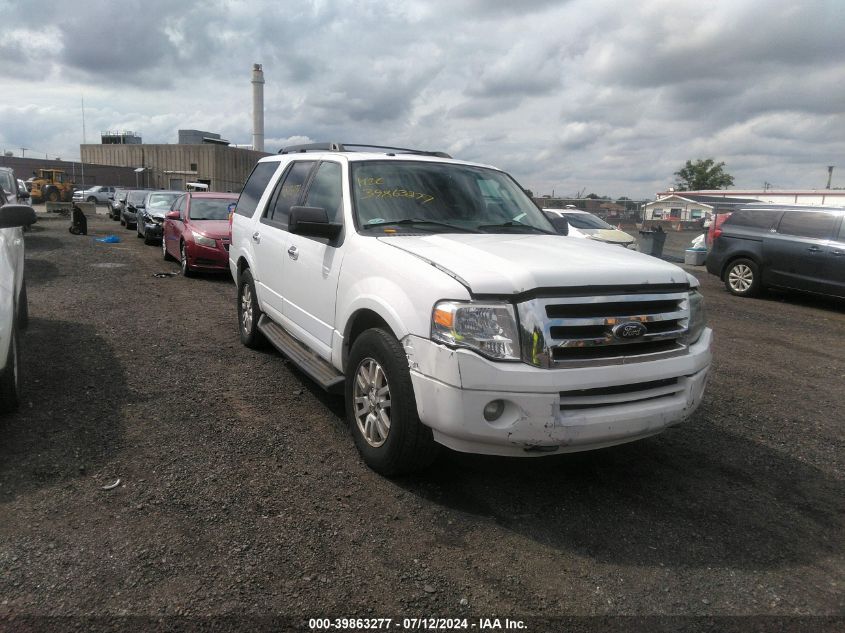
[{"x1": 404, "y1": 329, "x2": 712, "y2": 457}]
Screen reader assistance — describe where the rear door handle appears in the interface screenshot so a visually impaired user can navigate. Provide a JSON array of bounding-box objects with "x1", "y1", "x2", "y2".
[
  {"x1": 287, "y1": 246, "x2": 299, "y2": 260},
  {"x1": 807, "y1": 246, "x2": 822, "y2": 253},
  {"x1": 252, "y1": 231, "x2": 260, "y2": 244},
  {"x1": 832, "y1": 250, "x2": 845, "y2": 257}
]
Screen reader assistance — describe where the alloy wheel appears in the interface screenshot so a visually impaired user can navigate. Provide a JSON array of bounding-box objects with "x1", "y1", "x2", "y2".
[
  {"x1": 240, "y1": 283, "x2": 253, "y2": 333},
  {"x1": 728, "y1": 264, "x2": 753, "y2": 293},
  {"x1": 353, "y1": 358, "x2": 392, "y2": 448}
]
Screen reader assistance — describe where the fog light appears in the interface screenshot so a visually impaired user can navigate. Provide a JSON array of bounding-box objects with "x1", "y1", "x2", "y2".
[{"x1": 483, "y1": 400, "x2": 505, "y2": 422}]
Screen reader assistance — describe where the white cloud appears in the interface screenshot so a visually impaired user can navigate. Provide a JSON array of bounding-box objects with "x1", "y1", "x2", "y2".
[{"x1": 1, "y1": 0, "x2": 843, "y2": 196}]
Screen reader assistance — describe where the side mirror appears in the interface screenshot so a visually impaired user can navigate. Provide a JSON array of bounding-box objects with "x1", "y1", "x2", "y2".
[
  {"x1": 0, "y1": 204, "x2": 37, "y2": 228},
  {"x1": 166, "y1": 210, "x2": 181, "y2": 221},
  {"x1": 289, "y1": 206, "x2": 342, "y2": 239}
]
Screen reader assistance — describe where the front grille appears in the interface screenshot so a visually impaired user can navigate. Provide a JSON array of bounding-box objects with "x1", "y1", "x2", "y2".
[{"x1": 518, "y1": 290, "x2": 690, "y2": 367}]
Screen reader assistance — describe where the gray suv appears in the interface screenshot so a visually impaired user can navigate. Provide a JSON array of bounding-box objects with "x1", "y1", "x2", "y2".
[{"x1": 706, "y1": 204, "x2": 845, "y2": 298}]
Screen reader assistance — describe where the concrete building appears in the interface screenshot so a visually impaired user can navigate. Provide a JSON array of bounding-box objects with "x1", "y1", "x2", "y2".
[{"x1": 80, "y1": 131, "x2": 270, "y2": 192}]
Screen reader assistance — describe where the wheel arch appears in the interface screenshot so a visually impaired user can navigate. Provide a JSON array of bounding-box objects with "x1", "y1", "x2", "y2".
[
  {"x1": 341, "y1": 308, "x2": 401, "y2": 373},
  {"x1": 720, "y1": 252, "x2": 761, "y2": 281}
]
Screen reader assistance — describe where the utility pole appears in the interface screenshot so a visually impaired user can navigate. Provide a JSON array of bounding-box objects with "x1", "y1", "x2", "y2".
[
  {"x1": 20, "y1": 147, "x2": 28, "y2": 158},
  {"x1": 827, "y1": 166, "x2": 834, "y2": 189}
]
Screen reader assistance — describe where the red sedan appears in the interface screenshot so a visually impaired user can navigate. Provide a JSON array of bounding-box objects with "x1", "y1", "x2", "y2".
[{"x1": 161, "y1": 192, "x2": 239, "y2": 276}]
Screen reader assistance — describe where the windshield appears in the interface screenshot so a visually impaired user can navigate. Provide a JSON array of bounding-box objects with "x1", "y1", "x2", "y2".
[
  {"x1": 189, "y1": 198, "x2": 236, "y2": 220},
  {"x1": 128, "y1": 191, "x2": 147, "y2": 204},
  {"x1": 562, "y1": 212, "x2": 614, "y2": 230},
  {"x1": 351, "y1": 161, "x2": 553, "y2": 234},
  {"x1": 148, "y1": 193, "x2": 180, "y2": 209}
]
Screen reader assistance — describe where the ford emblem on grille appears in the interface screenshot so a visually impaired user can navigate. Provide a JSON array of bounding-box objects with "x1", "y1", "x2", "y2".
[{"x1": 612, "y1": 321, "x2": 647, "y2": 340}]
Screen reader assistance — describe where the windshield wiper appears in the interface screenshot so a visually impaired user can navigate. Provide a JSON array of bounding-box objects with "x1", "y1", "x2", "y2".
[
  {"x1": 477, "y1": 221, "x2": 555, "y2": 235},
  {"x1": 362, "y1": 219, "x2": 481, "y2": 233}
]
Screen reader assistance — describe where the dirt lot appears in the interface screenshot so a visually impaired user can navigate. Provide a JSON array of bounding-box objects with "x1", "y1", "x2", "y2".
[{"x1": 1, "y1": 211, "x2": 843, "y2": 632}]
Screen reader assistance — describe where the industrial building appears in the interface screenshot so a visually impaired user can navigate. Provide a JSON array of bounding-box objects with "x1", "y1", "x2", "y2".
[{"x1": 81, "y1": 135, "x2": 269, "y2": 192}]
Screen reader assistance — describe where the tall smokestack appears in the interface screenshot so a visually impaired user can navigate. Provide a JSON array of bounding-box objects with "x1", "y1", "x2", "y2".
[{"x1": 252, "y1": 63, "x2": 265, "y2": 152}]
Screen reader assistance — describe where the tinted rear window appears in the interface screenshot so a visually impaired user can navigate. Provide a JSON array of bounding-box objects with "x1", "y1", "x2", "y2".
[
  {"x1": 777, "y1": 211, "x2": 837, "y2": 240},
  {"x1": 724, "y1": 209, "x2": 779, "y2": 230},
  {"x1": 235, "y1": 162, "x2": 279, "y2": 218}
]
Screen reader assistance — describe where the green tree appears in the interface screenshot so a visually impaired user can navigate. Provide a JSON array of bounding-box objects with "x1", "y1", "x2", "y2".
[{"x1": 674, "y1": 159, "x2": 734, "y2": 191}]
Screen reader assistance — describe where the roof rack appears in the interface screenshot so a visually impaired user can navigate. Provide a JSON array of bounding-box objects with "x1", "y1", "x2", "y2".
[{"x1": 278, "y1": 142, "x2": 451, "y2": 159}]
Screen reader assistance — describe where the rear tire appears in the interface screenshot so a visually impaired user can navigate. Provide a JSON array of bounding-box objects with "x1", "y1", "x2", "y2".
[
  {"x1": 346, "y1": 328, "x2": 439, "y2": 476},
  {"x1": 87, "y1": 196, "x2": 97, "y2": 203},
  {"x1": 724, "y1": 258, "x2": 761, "y2": 297},
  {"x1": 237, "y1": 269, "x2": 265, "y2": 348},
  {"x1": 0, "y1": 325, "x2": 21, "y2": 414}
]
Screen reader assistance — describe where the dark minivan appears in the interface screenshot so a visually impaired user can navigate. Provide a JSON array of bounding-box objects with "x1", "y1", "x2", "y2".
[{"x1": 706, "y1": 204, "x2": 845, "y2": 298}]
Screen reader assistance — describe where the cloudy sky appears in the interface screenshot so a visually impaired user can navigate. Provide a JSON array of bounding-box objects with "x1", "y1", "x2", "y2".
[{"x1": 1, "y1": 0, "x2": 843, "y2": 198}]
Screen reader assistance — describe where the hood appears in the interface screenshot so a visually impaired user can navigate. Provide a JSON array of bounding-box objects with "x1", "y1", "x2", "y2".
[
  {"x1": 190, "y1": 219, "x2": 229, "y2": 238},
  {"x1": 378, "y1": 234, "x2": 688, "y2": 295}
]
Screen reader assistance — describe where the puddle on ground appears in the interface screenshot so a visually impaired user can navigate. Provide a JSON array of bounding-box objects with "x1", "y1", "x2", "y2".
[{"x1": 90, "y1": 263, "x2": 128, "y2": 268}]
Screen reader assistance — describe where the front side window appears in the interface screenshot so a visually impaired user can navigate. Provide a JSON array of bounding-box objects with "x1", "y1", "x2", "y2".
[
  {"x1": 304, "y1": 162, "x2": 343, "y2": 222},
  {"x1": 350, "y1": 160, "x2": 552, "y2": 234},
  {"x1": 265, "y1": 161, "x2": 315, "y2": 225},
  {"x1": 777, "y1": 211, "x2": 836, "y2": 240}
]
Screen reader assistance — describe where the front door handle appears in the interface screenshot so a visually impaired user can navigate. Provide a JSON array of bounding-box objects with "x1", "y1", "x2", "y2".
[
  {"x1": 832, "y1": 250, "x2": 845, "y2": 257},
  {"x1": 252, "y1": 231, "x2": 260, "y2": 244},
  {"x1": 288, "y1": 245, "x2": 299, "y2": 260},
  {"x1": 807, "y1": 246, "x2": 822, "y2": 253}
]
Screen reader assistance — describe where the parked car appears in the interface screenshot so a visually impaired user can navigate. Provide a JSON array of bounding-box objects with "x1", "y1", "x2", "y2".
[
  {"x1": 0, "y1": 188, "x2": 37, "y2": 413},
  {"x1": 706, "y1": 204, "x2": 845, "y2": 298},
  {"x1": 0, "y1": 168, "x2": 28, "y2": 205},
  {"x1": 229, "y1": 143, "x2": 711, "y2": 475},
  {"x1": 136, "y1": 190, "x2": 181, "y2": 245},
  {"x1": 162, "y1": 191, "x2": 238, "y2": 275},
  {"x1": 110, "y1": 188, "x2": 128, "y2": 220},
  {"x1": 543, "y1": 208, "x2": 635, "y2": 247},
  {"x1": 121, "y1": 189, "x2": 151, "y2": 228},
  {"x1": 73, "y1": 185, "x2": 115, "y2": 204}
]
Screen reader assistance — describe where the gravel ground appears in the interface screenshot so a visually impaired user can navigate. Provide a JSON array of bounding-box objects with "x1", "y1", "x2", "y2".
[{"x1": 0, "y1": 211, "x2": 843, "y2": 632}]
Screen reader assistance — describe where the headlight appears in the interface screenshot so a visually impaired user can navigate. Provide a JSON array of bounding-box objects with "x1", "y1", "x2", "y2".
[
  {"x1": 686, "y1": 289, "x2": 707, "y2": 344},
  {"x1": 431, "y1": 301, "x2": 520, "y2": 361},
  {"x1": 192, "y1": 231, "x2": 216, "y2": 247}
]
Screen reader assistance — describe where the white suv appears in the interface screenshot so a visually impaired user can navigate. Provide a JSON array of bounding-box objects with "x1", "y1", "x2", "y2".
[
  {"x1": 0, "y1": 189, "x2": 36, "y2": 413},
  {"x1": 229, "y1": 143, "x2": 712, "y2": 475}
]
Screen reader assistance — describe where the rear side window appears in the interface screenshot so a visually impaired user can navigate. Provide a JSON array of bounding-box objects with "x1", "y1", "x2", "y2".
[
  {"x1": 265, "y1": 161, "x2": 315, "y2": 226},
  {"x1": 724, "y1": 209, "x2": 779, "y2": 230},
  {"x1": 304, "y1": 162, "x2": 343, "y2": 222},
  {"x1": 777, "y1": 211, "x2": 837, "y2": 240},
  {"x1": 235, "y1": 161, "x2": 279, "y2": 218}
]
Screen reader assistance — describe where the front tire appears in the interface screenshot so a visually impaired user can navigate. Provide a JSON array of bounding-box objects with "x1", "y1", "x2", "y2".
[
  {"x1": 724, "y1": 258, "x2": 761, "y2": 297},
  {"x1": 345, "y1": 328, "x2": 438, "y2": 476},
  {"x1": 18, "y1": 281, "x2": 29, "y2": 330},
  {"x1": 0, "y1": 325, "x2": 21, "y2": 414},
  {"x1": 180, "y1": 242, "x2": 194, "y2": 277},
  {"x1": 237, "y1": 269, "x2": 265, "y2": 348}
]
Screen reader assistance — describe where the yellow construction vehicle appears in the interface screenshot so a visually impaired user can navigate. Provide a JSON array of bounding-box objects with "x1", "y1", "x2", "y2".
[{"x1": 28, "y1": 169, "x2": 75, "y2": 203}]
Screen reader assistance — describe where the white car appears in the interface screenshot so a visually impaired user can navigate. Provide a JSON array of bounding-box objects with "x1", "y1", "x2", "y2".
[
  {"x1": 230, "y1": 144, "x2": 711, "y2": 475},
  {"x1": 0, "y1": 189, "x2": 36, "y2": 413},
  {"x1": 73, "y1": 185, "x2": 115, "y2": 204},
  {"x1": 543, "y1": 207, "x2": 635, "y2": 247}
]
